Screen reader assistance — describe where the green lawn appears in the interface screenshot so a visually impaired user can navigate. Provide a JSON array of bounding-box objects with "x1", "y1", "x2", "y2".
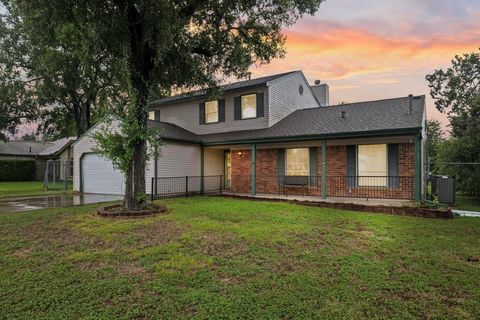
[
  {"x1": 0, "y1": 181, "x2": 72, "y2": 198},
  {"x1": 0, "y1": 196, "x2": 479, "y2": 319},
  {"x1": 455, "y1": 195, "x2": 480, "y2": 212}
]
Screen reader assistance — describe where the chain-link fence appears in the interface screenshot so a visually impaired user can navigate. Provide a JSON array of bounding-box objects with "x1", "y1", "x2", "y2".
[{"x1": 43, "y1": 159, "x2": 73, "y2": 190}]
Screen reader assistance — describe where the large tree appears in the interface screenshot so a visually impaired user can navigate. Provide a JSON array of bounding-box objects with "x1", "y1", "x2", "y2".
[
  {"x1": 68, "y1": 0, "x2": 324, "y2": 210},
  {"x1": 426, "y1": 49, "x2": 480, "y2": 195},
  {"x1": 0, "y1": 1, "x2": 118, "y2": 140}
]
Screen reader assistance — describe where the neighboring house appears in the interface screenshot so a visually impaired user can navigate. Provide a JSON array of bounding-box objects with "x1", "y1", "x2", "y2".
[
  {"x1": 38, "y1": 137, "x2": 76, "y2": 180},
  {"x1": 0, "y1": 138, "x2": 76, "y2": 180},
  {"x1": 73, "y1": 70, "x2": 426, "y2": 201},
  {"x1": 0, "y1": 141, "x2": 51, "y2": 180}
]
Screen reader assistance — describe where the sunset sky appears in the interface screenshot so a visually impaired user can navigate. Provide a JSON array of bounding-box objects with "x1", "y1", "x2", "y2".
[
  {"x1": 252, "y1": 0, "x2": 480, "y2": 130},
  {"x1": 6, "y1": 1, "x2": 480, "y2": 137}
]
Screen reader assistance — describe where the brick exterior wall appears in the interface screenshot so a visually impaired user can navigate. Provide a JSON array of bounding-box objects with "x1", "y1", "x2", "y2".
[
  {"x1": 230, "y1": 143, "x2": 416, "y2": 199},
  {"x1": 231, "y1": 149, "x2": 252, "y2": 193}
]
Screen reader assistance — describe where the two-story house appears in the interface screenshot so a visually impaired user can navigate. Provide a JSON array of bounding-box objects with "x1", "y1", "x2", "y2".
[{"x1": 73, "y1": 70, "x2": 426, "y2": 201}]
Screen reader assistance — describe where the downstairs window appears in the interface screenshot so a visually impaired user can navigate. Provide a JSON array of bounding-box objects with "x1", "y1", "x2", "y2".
[{"x1": 357, "y1": 144, "x2": 388, "y2": 187}]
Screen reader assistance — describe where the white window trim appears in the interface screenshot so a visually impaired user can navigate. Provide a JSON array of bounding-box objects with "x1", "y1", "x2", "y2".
[
  {"x1": 241, "y1": 94, "x2": 257, "y2": 120},
  {"x1": 285, "y1": 148, "x2": 310, "y2": 176},
  {"x1": 148, "y1": 111, "x2": 155, "y2": 120},
  {"x1": 205, "y1": 100, "x2": 219, "y2": 124}
]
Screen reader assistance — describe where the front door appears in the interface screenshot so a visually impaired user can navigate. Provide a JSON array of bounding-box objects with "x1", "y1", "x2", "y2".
[{"x1": 225, "y1": 151, "x2": 231, "y2": 190}]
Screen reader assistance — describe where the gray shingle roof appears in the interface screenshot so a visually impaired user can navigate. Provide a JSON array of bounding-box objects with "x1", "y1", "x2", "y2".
[
  {"x1": 201, "y1": 95, "x2": 425, "y2": 144},
  {"x1": 0, "y1": 141, "x2": 52, "y2": 156},
  {"x1": 150, "y1": 71, "x2": 297, "y2": 106},
  {"x1": 39, "y1": 137, "x2": 76, "y2": 156},
  {"x1": 148, "y1": 120, "x2": 200, "y2": 143},
  {"x1": 152, "y1": 95, "x2": 425, "y2": 145}
]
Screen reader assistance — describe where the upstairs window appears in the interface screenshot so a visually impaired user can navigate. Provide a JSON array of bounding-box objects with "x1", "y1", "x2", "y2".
[
  {"x1": 205, "y1": 100, "x2": 219, "y2": 123},
  {"x1": 286, "y1": 148, "x2": 309, "y2": 176},
  {"x1": 148, "y1": 111, "x2": 155, "y2": 120},
  {"x1": 241, "y1": 94, "x2": 257, "y2": 119}
]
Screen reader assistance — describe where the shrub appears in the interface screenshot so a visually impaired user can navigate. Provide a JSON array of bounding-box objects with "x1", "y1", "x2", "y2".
[{"x1": 0, "y1": 160, "x2": 36, "y2": 181}]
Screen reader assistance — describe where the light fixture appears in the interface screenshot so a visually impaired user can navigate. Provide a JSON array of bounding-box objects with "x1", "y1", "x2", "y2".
[{"x1": 237, "y1": 151, "x2": 242, "y2": 155}]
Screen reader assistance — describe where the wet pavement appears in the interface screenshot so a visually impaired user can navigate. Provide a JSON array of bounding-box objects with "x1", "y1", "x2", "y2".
[{"x1": 0, "y1": 194, "x2": 123, "y2": 213}]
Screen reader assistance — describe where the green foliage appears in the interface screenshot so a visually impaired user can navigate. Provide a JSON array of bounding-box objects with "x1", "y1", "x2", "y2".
[
  {"x1": 76, "y1": 0, "x2": 323, "y2": 208},
  {"x1": 426, "y1": 119, "x2": 444, "y2": 173},
  {"x1": 426, "y1": 50, "x2": 480, "y2": 195},
  {"x1": 0, "y1": 160, "x2": 35, "y2": 181},
  {"x1": 0, "y1": 1, "x2": 120, "y2": 139},
  {"x1": 19, "y1": 132, "x2": 37, "y2": 142},
  {"x1": 436, "y1": 138, "x2": 480, "y2": 195},
  {"x1": 1, "y1": 196, "x2": 480, "y2": 318},
  {"x1": 92, "y1": 97, "x2": 164, "y2": 176}
]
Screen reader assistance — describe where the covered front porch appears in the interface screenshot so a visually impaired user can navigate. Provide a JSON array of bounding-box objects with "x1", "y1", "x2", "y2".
[{"x1": 200, "y1": 133, "x2": 423, "y2": 202}]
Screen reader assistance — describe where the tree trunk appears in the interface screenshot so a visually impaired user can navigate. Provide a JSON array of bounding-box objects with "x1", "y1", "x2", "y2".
[
  {"x1": 72, "y1": 100, "x2": 91, "y2": 137},
  {"x1": 123, "y1": 3, "x2": 155, "y2": 211},
  {"x1": 127, "y1": 88, "x2": 148, "y2": 210},
  {"x1": 124, "y1": 161, "x2": 134, "y2": 209}
]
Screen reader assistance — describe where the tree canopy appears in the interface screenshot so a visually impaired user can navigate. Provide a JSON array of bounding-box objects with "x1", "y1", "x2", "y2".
[
  {"x1": 426, "y1": 119, "x2": 444, "y2": 174},
  {"x1": 426, "y1": 49, "x2": 480, "y2": 195},
  {"x1": 2, "y1": 0, "x2": 324, "y2": 209},
  {"x1": 0, "y1": 1, "x2": 119, "y2": 140},
  {"x1": 85, "y1": 0, "x2": 324, "y2": 209}
]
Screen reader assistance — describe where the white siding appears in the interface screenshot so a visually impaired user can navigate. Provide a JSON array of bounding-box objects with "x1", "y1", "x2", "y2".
[
  {"x1": 152, "y1": 87, "x2": 269, "y2": 135},
  {"x1": 145, "y1": 142, "x2": 202, "y2": 194},
  {"x1": 72, "y1": 120, "x2": 121, "y2": 192},
  {"x1": 267, "y1": 72, "x2": 319, "y2": 126},
  {"x1": 74, "y1": 121, "x2": 202, "y2": 195}
]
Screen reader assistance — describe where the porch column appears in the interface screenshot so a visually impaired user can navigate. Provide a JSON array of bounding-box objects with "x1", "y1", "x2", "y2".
[
  {"x1": 321, "y1": 140, "x2": 327, "y2": 199},
  {"x1": 414, "y1": 133, "x2": 422, "y2": 201},
  {"x1": 251, "y1": 144, "x2": 256, "y2": 195},
  {"x1": 200, "y1": 145, "x2": 205, "y2": 194}
]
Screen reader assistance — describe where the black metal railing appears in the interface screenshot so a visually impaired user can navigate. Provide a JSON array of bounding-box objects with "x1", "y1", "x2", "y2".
[
  {"x1": 151, "y1": 175, "x2": 225, "y2": 200},
  {"x1": 151, "y1": 175, "x2": 415, "y2": 200},
  {"x1": 327, "y1": 176, "x2": 414, "y2": 199}
]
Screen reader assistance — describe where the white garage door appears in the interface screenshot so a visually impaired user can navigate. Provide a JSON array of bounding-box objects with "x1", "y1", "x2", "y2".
[{"x1": 82, "y1": 153, "x2": 124, "y2": 195}]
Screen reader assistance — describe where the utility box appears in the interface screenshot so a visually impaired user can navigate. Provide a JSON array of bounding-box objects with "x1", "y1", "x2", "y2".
[{"x1": 431, "y1": 175, "x2": 456, "y2": 204}]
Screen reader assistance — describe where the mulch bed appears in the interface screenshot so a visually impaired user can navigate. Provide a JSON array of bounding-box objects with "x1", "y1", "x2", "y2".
[
  {"x1": 221, "y1": 195, "x2": 453, "y2": 219},
  {"x1": 97, "y1": 204, "x2": 167, "y2": 218}
]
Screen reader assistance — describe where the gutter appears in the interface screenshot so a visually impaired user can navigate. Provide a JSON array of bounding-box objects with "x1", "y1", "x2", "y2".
[{"x1": 201, "y1": 127, "x2": 423, "y2": 147}]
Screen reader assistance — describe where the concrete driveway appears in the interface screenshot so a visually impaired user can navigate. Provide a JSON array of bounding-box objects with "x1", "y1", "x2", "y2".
[{"x1": 0, "y1": 194, "x2": 123, "y2": 213}]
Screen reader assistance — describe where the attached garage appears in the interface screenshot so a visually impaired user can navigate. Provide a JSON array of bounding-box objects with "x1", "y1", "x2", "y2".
[
  {"x1": 73, "y1": 119, "x2": 202, "y2": 195},
  {"x1": 81, "y1": 153, "x2": 124, "y2": 195}
]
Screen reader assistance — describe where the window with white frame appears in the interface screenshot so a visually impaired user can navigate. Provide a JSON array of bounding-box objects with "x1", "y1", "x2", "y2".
[
  {"x1": 358, "y1": 144, "x2": 387, "y2": 186},
  {"x1": 205, "y1": 100, "x2": 219, "y2": 123},
  {"x1": 241, "y1": 94, "x2": 256, "y2": 119},
  {"x1": 148, "y1": 111, "x2": 155, "y2": 120},
  {"x1": 286, "y1": 148, "x2": 309, "y2": 176}
]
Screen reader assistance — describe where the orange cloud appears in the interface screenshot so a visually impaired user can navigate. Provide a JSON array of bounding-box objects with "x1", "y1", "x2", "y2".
[
  {"x1": 253, "y1": 22, "x2": 479, "y2": 81},
  {"x1": 250, "y1": 20, "x2": 478, "y2": 130}
]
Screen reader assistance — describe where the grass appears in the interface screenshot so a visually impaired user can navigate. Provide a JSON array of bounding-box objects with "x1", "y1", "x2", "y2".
[
  {"x1": 454, "y1": 195, "x2": 480, "y2": 212},
  {"x1": 0, "y1": 196, "x2": 479, "y2": 319},
  {"x1": 0, "y1": 181, "x2": 72, "y2": 198}
]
